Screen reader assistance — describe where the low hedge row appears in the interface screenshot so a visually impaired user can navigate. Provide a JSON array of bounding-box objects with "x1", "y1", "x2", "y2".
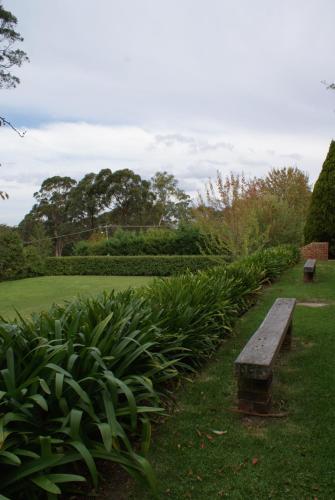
[
  {"x1": 45, "y1": 255, "x2": 220, "y2": 276},
  {"x1": 0, "y1": 245, "x2": 300, "y2": 498}
]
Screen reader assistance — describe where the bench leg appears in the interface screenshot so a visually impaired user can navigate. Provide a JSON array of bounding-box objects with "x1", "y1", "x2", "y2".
[
  {"x1": 237, "y1": 373, "x2": 272, "y2": 414},
  {"x1": 303, "y1": 270, "x2": 314, "y2": 282},
  {"x1": 281, "y1": 321, "x2": 292, "y2": 351}
]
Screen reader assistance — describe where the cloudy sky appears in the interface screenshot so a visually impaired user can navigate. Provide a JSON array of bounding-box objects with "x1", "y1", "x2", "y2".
[{"x1": 1, "y1": 0, "x2": 335, "y2": 225}]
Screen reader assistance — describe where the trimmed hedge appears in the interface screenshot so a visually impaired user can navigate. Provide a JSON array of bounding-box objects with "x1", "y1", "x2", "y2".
[{"x1": 45, "y1": 255, "x2": 220, "y2": 276}]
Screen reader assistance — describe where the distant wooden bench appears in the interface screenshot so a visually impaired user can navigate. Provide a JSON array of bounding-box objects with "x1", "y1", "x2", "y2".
[
  {"x1": 304, "y1": 258, "x2": 316, "y2": 282},
  {"x1": 234, "y1": 298, "x2": 296, "y2": 414}
]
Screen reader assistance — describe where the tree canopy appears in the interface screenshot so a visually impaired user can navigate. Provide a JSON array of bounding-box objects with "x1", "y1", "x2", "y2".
[
  {"x1": 0, "y1": 2, "x2": 28, "y2": 89},
  {"x1": 21, "y1": 169, "x2": 191, "y2": 255},
  {"x1": 33, "y1": 176, "x2": 77, "y2": 256},
  {"x1": 196, "y1": 167, "x2": 311, "y2": 259},
  {"x1": 304, "y1": 140, "x2": 335, "y2": 256}
]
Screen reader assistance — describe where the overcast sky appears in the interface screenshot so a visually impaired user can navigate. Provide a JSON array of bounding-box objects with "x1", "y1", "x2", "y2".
[{"x1": 1, "y1": 0, "x2": 335, "y2": 225}]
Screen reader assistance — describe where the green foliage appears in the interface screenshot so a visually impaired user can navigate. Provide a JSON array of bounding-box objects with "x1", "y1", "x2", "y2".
[
  {"x1": 100, "y1": 168, "x2": 156, "y2": 225},
  {"x1": 0, "y1": 226, "x2": 25, "y2": 280},
  {"x1": 18, "y1": 217, "x2": 52, "y2": 257},
  {"x1": 45, "y1": 254, "x2": 217, "y2": 277},
  {"x1": 0, "y1": 245, "x2": 299, "y2": 497},
  {"x1": 304, "y1": 140, "x2": 335, "y2": 256},
  {"x1": 67, "y1": 172, "x2": 106, "y2": 229},
  {"x1": 0, "y1": 290, "x2": 169, "y2": 498},
  {"x1": 143, "y1": 245, "x2": 299, "y2": 366},
  {"x1": 0, "y1": 3, "x2": 29, "y2": 89},
  {"x1": 150, "y1": 171, "x2": 191, "y2": 225},
  {"x1": 23, "y1": 169, "x2": 192, "y2": 256},
  {"x1": 23, "y1": 245, "x2": 46, "y2": 277},
  {"x1": 33, "y1": 176, "x2": 77, "y2": 256},
  {"x1": 73, "y1": 226, "x2": 204, "y2": 256},
  {"x1": 197, "y1": 168, "x2": 311, "y2": 259}
]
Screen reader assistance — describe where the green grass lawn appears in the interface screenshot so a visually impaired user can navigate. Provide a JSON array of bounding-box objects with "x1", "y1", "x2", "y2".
[
  {"x1": 0, "y1": 275, "x2": 154, "y2": 319},
  {"x1": 129, "y1": 261, "x2": 335, "y2": 499}
]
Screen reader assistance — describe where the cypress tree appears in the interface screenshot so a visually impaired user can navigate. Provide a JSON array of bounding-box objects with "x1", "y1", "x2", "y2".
[{"x1": 304, "y1": 140, "x2": 335, "y2": 256}]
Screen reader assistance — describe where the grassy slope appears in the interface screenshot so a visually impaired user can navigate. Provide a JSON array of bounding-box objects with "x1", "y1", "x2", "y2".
[
  {"x1": 131, "y1": 261, "x2": 335, "y2": 499},
  {"x1": 0, "y1": 275, "x2": 153, "y2": 319}
]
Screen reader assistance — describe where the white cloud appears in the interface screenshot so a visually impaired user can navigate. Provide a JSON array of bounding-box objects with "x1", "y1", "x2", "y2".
[
  {"x1": 1, "y1": 1, "x2": 335, "y2": 224},
  {"x1": 2, "y1": 0, "x2": 335, "y2": 133},
  {"x1": 0, "y1": 121, "x2": 331, "y2": 224}
]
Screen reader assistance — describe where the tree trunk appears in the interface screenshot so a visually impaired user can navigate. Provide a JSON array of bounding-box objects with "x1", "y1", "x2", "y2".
[{"x1": 55, "y1": 238, "x2": 63, "y2": 256}]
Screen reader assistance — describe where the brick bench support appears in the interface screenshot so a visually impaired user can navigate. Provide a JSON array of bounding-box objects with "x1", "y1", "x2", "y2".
[
  {"x1": 234, "y1": 298, "x2": 296, "y2": 414},
  {"x1": 303, "y1": 258, "x2": 316, "y2": 283}
]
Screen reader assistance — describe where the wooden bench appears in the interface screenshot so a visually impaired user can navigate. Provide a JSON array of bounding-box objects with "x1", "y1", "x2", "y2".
[
  {"x1": 304, "y1": 258, "x2": 316, "y2": 282},
  {"x1": 234, "y1": 298, "x2": 296, "y2": 414}
]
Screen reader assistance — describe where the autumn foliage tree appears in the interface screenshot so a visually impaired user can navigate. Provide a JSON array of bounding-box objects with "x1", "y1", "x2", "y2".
[
  {"x1": 196, "y1": 167, "x2": 311, "y2": 260},
  {"x1": 196, "y1": 173, "x2": 266, "y2": 258}
]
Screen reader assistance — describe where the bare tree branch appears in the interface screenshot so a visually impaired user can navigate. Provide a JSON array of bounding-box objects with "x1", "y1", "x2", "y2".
[
  {"x1": 0, "y1": 115, "x2": 26, "y2": 137},
  {"x1": 321, "y1": 80, "x2": 335, "y2": 91}
]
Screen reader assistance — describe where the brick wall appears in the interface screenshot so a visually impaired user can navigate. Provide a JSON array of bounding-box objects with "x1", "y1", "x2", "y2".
[{"x1": 300, "y1": 242, "x2": 329, "y2": 261}]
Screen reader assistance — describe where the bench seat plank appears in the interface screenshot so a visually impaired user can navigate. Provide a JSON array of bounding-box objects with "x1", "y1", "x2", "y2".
[
  {"x1": 235, "y1": 298, "x2": 296, "y2": 380},
  {"x1": 304, "y1": 259, "x2": 316, "y2": 273}
]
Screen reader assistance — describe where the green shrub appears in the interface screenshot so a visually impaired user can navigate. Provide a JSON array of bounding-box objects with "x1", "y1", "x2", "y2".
[
  {"x1": 73, "y1": 239, "x2": 91, "y2": 256},
  {"x1": 23, "y1": 245, "x2": 47, "y2": 277},
  {"x1": 143, "y1": 244, "x2": 299, "y2": 367},
  {"x1": 0, "y1": 290, "x2": 177, "y2": 498},
  {"x1": 0, "y1": 226, "x2": 25, "y2": 281},
  {"x1": 0, "y1": 244, "x2": 299, "y2": 497},
  {"x1": 45, "y1": 255, "x2": 218, "y2": 276},
  {"x1": 73, "y1": 226, "x2": 205, "y2": 256}
]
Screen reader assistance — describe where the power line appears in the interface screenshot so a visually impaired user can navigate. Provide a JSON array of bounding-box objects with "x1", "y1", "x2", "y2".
[{"x1": 23, "y1": 223, "x2": 167, "y2": 245}]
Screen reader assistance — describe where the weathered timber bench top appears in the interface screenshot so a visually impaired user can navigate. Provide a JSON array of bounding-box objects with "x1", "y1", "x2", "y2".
[
  {"x1": 303, "y1": 258, "x2": 316, "y2": 282},
  {"x1": 235, "y1": 298, "x2": 296, "y2": 380},
  {"x1": 304, "y1": 259, "x2": 316, "y2": 273}
]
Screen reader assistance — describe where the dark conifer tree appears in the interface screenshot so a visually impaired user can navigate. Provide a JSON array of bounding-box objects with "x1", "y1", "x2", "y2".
[{"x1": 304, "y1": 140, "x2": 335, "y2": 256}]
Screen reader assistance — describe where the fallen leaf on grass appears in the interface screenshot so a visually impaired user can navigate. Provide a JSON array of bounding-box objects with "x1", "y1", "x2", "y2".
[
  {"x1": 205, "y1": 433, "x2": 214, "y2": 441},
  {"x1": 252, "y1": 457, "x2": 259, "y2": 465},
  {"x1": 200, "y1": 441, "x2": 206, "y2": 449}
]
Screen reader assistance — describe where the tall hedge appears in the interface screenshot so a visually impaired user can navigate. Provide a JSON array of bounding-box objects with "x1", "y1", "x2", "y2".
[
  {"x1": 73, "y1": 226, "x2": 205, "y2": 256},
  {"x1": 304, "y1": 140, "x2": 335, "y2": 256}
]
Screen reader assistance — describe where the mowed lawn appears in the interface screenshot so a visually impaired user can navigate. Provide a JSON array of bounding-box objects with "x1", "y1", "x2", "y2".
[
  {"x1": 130, "y1": 261, "x2": 335, "y2": 499},
  {"x1": 0, "y1": 275, "x2": 154, "y2": 319}
]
